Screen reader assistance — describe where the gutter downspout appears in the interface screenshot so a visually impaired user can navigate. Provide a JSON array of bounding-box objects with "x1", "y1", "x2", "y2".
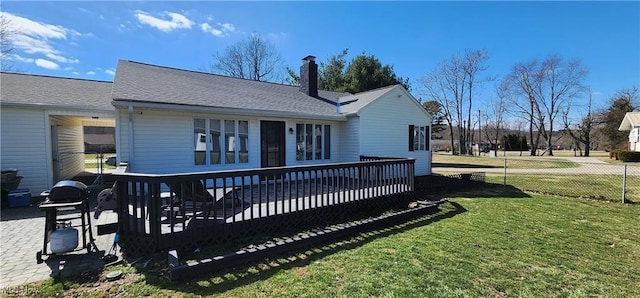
[{"x1": 128, "y1": 104, "x2": 134, "y2": 168}]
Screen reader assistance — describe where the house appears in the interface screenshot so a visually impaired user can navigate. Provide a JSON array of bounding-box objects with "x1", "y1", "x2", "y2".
[
  {"x1": 619, "y1": 111, "x2": 640, "y2": 152},
  {"x1": 0, "y1": 73, "x2": 115, "y2": 195},
  {"x1": 111, "y1": 56, "x2": 432, "y2": 176},
  {"x1": 1, "y1": 56, "x2": 431, "y2": 196}
]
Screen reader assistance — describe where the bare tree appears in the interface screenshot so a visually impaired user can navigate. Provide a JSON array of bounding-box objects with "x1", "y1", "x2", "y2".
[
  {"x1": 210, "y1": 33, "x2": 283, "y2": 82},
  {"x1": 421, "y1": 61, "x2": 458, "y2": 154},
  {"x1": 563, "y1": 88, "x2": 599, "y2": 157},
  {"x1": 1, "y1": 13, "x2": 17, "y2": 72},
  {"x1": 462, "y1": 49, "x2": 491, "y2": 155},
  {"x1": 503, "y1": 55, "x2": 587, "y2": 156},
  {"x1": 483, "y1": 84, "x2": 508, "y2": 151},
  {"x1": 502, "y1": 61, "x2": 544, "y2": 156},
  {"x1": 420, "y1": 49, "x2": 490, "y2": 155}
]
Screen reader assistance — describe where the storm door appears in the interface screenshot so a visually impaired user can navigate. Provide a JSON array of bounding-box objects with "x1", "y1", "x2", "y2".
[{"x1": 260, "y1": 121, "x2": 286, "y2": 168}]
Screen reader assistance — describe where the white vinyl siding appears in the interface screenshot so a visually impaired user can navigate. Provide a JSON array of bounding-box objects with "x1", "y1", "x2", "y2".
[
  {"x1": 0, "y1": 107, "x2": 49, "y2": 195},
  {"x1": 357, "y1": 87, "x2": 432, "y2": 176},
  {"x1": 630, "y1": 128, "x2": 640, "y2": 152},
  {"x1": 338, "y1": 118, "x2": 360, "y2": 162},
  {"x1": 54, "y1": 124, "x2": 85, "y2": 180},
  {"x1": 120, "y1": 109, "x2": 260, "y2": 174}
]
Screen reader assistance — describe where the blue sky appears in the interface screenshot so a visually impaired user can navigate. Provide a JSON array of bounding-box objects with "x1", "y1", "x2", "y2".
[{"x1": 2, "y1": 1, "x2": 639, "y2": 112}]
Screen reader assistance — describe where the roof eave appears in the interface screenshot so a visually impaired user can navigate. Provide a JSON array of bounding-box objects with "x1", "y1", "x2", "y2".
[
  {"x1": 112, "y1": 99, "x2": 347, "y2": 121},
  {"x1": 0, "y1": 101, "x2": 115, "y2": 112}
]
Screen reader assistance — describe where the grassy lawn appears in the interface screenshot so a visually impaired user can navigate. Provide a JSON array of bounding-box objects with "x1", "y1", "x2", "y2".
[
  {"x1": 485, "y1": 173, "x2": 639, "y2": 203},
  {"x1": 14, "y1": 191, "x2": 639, "y2": 297},
  {"x1": 84, "y1": 153, "x2": 116, "y2": 169},
  {"x1": 433, "y1": 153, "x2": 578, "y2": 169}
]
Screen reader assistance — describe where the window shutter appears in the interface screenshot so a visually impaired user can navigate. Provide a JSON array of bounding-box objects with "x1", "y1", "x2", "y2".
[
  {"x1": 426, "y1": 125, "x2": 431, "y2": 151},
  {"x1": 408, "y1": 125, "x2": 414, "y2": 151}
]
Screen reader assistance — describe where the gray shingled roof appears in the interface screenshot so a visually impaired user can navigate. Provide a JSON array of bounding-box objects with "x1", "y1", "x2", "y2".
[
  {"x1": 337, "y1": 85, "x2": 398, "y2": 114},
  {"x1": 0, "y1": 72, "x2": 114, "y2": 110},
  {"x1": 112, "y1": 60, "x2": 351, "y2": 119}
]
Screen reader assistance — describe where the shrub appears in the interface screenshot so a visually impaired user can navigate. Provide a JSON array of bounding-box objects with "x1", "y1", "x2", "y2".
[
  {"x1": 616, "y1": 151, "x2": 640, "y2": 162},
  {"x1": 609, "y1": 149, "x2": 622, "y2": 160}
]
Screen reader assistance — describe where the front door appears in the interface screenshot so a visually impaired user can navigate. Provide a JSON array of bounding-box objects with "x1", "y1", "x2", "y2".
[{"x1": 260, "y1": 121, "x2": 286, "y2": 168}]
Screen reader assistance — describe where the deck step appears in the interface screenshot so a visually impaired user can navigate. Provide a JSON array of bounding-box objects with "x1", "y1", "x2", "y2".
[{"x1": 96, "y1": 211, "x2": 118, "y2": 235}]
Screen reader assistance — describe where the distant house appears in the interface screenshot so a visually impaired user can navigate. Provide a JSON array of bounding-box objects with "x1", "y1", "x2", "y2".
[
  {"x1": 0, "y1": 73, "x2": 114, "y2": 194},
  {"x1": 619, "y1": 112, "x2": 640, "y2": 152},
  {"x1": 84, "y1": 133, "x2": 115, "y2": 153},
  {"x1": 111, "y1": 56, "x2": 432, "y2": 176}
]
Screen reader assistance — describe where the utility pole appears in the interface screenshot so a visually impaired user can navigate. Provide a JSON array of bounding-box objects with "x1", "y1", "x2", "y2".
[{"x1": 478, "y1": 109, "x2": 481, "y2": 155}]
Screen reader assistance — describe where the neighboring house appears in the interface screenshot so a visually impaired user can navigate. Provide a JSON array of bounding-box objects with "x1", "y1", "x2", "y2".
[
  {"x1": 84, "y1": 133, "x2": 116, "y2": 153},
  {"x1": 111, "y1": 56, "x2": 432, "y2": 176},
  {"x1": 619, "y1": 111, "x2": 640, "y2": 152},
  {"x1": 0, "y1": 73, "x2": 114, "y2": 195}
]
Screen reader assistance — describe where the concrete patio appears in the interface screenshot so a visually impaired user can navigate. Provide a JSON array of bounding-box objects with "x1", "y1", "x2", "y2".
[{"x1": 0, "y1": 201, "x2": 119, "y2": 289}]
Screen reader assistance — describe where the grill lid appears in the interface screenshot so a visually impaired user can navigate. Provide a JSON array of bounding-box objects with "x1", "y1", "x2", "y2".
[{"x1": 48, "y1": 180, "x2": 88, "y2": 202}]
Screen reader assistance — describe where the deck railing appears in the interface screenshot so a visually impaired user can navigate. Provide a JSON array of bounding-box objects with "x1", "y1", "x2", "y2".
[{"x1": 113, "y1": 157, "x2": 415, "y2": 256}]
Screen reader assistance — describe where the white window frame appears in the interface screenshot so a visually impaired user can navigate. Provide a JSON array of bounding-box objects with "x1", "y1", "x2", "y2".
[
  {"x1": 194, "y1": 118, "x2": 249, "y2": 165},
  {"x1": 296, "y1": 123, "x2": 331, "y2": 161}
]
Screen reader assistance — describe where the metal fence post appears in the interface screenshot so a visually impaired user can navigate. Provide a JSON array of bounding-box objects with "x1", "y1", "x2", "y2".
[
  {"x1": 622, "y1": 164, "x2": 627, "y2": 204},
  {"x1": 503, "y1": 158, "x2": 507, "y2": 188}
]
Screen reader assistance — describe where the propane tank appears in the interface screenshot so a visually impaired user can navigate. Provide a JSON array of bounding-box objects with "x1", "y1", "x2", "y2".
[{"x1": 50, "y1": 222, "x2": 78, "y2": 253}]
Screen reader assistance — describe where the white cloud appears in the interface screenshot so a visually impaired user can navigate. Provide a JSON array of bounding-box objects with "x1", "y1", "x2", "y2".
[
  {"x1": 35, "y1": 58, "x2": 59, "y2": 70},
  {"x1": 86, "y1": 71, "x2": 96, "y2": 75},
  {"x1": 45, "y1": 53, "x2": 79, "y2": 64},
  {"x1": 0, "y1": 12, "x2": 84, "y2": 67},
  {"x1": 72, "y1": 71, "x2": 80, "y2": 75},
  {"x1": 200, "y1": 22, "x2": 235, "y2": 37},
  {"x1": 105, "y1": 69, "x2": 115, "y2": 76},
  {"x1": 266, "y1": 32, "x2": 288, "y2": 42},
  {"x1": 9, "y1": 54, "x2": 34, "y2": 63},
  {"x1": 200, "y1": 23, "x2": 212, "y2": 32},
  {"x1": 219, "y1": 23, "x2": 235, "y2": 32},
  {"x1": 134, "y1": 10, "x2": 194, "y2": 32}
]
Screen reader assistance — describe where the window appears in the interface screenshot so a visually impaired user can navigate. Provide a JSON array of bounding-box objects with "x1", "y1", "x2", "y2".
[
  {"x1": 409, "y1": 125, "x2": 430, "y2": 151},
  {"x1": 296, "y1": 123, "x2": 331, "y2": 161},
  {"x1": 194, "y1": 118, "x2": 249, "y2": 165}
]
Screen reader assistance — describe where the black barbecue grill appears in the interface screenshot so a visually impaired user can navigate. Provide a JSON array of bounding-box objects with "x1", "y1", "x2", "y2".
[
  {"x1": 46, "y1": 180, "x2": 88, "y2": 203},
  {"x1": 37, "y1": 180, "x2": 97, "y2": 263}
]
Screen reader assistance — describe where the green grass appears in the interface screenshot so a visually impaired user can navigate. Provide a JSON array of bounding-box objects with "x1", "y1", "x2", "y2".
[
  {"x1": 485, "y1": 173, "x2": 639, "y2": 203},
  {"x1": 14, "y1": 193, "x2": 640, "y2": 297},
  {"x1": 433, "y1": 154, "x2": 578, "y2": 169},
  {"x1": 84, "y1": 153, "x2": 115, "y2": 169}
]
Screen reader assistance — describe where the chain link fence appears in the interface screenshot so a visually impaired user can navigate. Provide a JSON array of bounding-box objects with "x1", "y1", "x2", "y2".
[{"x1": 433, "y1": 157, "x2": 639, "y2": 203}]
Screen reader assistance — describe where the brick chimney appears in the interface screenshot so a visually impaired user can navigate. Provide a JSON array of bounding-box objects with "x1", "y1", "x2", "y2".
[{"x1": 299, "y1": 55, "x2": 318, "y2": 97}]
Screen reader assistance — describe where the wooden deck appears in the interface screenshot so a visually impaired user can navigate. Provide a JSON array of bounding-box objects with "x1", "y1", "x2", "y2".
[{"x1": 114, "y1": 157, "x2": 416, "y2": 256}]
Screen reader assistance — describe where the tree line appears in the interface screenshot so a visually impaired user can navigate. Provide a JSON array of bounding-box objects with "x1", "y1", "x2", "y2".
[{"x1": 209, "y1": 33, "x2": 638, "y2": 157}]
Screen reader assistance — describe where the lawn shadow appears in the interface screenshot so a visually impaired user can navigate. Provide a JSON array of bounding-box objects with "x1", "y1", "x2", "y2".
[
  {"x1": 413, "y1": 174, "x2": 532, "y2": 199},
  {"x1": 135, "y1": 201, "x2": 467, "y2": 295}
]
